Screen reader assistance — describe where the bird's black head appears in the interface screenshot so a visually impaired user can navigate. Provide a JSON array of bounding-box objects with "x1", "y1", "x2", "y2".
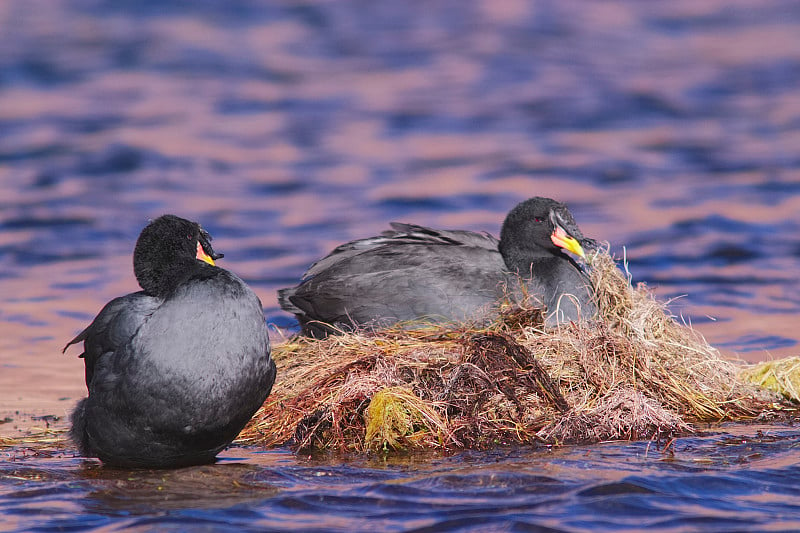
[
  {"x1": 499, "y1": 197, "x2": 594, "y2": 271},
  {"x1": 133, "y1": 215, "x2": 223, "y2": 295}
]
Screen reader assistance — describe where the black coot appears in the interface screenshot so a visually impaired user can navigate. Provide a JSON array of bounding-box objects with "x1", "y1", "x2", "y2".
[
  {"x1": 64, "y1": 215, "x2": 277, "y2": 468},
  {"x1": 279, "y1": 197, "x2": 597, "y2": 337}
]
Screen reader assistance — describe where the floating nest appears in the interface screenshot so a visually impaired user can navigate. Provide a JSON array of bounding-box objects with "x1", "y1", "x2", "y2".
[{"x1": 241, "y1": 249, "x2": 791, "y2": 453}]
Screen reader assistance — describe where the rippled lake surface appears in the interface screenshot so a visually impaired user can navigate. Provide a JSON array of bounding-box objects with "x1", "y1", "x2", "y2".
[{"x1": 2, "y1": 0, "x2": 800, "y2": 531}]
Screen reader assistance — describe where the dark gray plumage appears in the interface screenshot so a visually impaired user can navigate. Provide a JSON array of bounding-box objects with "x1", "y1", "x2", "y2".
[
  {"x1": 64, "y1": 215, "x2": 276, "y2": 468},
  {"x1": 279, "y1": 197, "x2": 597, "y2": 337}
]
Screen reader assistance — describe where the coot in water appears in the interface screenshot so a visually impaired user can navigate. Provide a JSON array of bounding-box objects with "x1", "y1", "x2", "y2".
[
  {"x1": 279, "y1": 197, "x2": 596, "y2": 337},
  {"x1": 64, "y1": 215, "x2": 277, "y2": 468}
]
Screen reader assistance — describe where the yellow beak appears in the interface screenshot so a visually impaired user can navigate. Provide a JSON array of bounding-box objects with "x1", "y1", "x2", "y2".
[
  {"x1": 550, "y1": 225, "x2": 585, "y2": 258},
  {"x1": 196, "y1": 241, "x2": 216, "y2": 266}
]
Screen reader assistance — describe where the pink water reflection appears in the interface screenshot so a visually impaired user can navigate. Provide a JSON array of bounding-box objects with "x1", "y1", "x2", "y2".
[{"x1": 2, "y1": 0, "x2": 799, "y2": 434}]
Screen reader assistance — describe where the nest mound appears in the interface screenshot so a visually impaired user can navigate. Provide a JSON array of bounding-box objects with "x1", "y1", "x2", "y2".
[{"x1": 241, "y1": 250, "x2": 787, "y2": 452}]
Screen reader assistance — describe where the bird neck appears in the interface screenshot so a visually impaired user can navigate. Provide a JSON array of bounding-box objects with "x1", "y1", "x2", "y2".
[
  {"x1": 500, "y1": 241, "x2": 562, "y2": 274},
  {"x1": 137, "y1": 258, "x2": 214, "y2": 297}
]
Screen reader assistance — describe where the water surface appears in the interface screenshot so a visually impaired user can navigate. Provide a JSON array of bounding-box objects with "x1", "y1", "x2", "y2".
[
  {"x1": 4, "y1": 425, "x2": 800, "y2": 532},
  {"x1": 1, "y1": 0, "x2": 800, "y2": 531}
]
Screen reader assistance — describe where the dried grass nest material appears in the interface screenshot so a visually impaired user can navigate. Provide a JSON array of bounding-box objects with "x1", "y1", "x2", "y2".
[{"x1": 241, "y1": 249, "x2": 789, "y2": 453}]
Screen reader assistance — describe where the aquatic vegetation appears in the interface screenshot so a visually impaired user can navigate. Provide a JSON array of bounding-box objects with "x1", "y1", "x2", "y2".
[
  {"x1": 241, "y1": 249, "x2": 789, "y2": 452},
  {"x1": 742, "y1": 357, "x2": 800, "y2": 402}
]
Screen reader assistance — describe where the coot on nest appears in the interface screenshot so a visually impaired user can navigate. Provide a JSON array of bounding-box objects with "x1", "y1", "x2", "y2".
[
  {"x1": 64, "y1": 215, "x2": 276, "y2": 468},
  {"x1": 279, "y1": 197, "x2": 597, "y2": 337}
]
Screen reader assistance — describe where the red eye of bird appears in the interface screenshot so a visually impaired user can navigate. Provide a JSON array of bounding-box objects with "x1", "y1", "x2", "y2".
[{"x1": 533, "y1": 217, "x2": 544, "y2": 222}]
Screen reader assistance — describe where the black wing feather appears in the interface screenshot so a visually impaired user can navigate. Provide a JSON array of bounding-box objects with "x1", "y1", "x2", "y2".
[{"x1": 63, "y1": 292, "x2": 160, "y2": 386}]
